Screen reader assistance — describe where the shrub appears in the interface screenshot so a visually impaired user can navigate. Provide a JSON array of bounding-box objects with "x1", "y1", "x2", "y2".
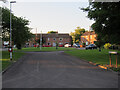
[
  {"x1": 104, "y1": 43, "x2": 111, "y2": 49},
  {"x1": 82, "y1": 43, "x2": 85, "y2": 46}
]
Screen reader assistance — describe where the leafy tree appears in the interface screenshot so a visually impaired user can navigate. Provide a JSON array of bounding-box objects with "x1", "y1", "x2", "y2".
[
  {"x1": 1, "y1": 7, "x2": 32, "y2": 49},
  {"x1": 35, "y1": 37, "x2": 46, "y2": 45},
  {"x1": 81, "y1": 2, "x2": 120, "y2": 45},
  {"x1": 47, "y1": 31, "x2": 58, "y2": 33},
  {"x1": 70, "y1": 27, "x2": 85, "y2": 43}
]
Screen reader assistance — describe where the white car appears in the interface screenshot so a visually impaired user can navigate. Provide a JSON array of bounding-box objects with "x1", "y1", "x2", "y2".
[{"x1": 64, "y1": 44, "x2": 71, "y2": 48}]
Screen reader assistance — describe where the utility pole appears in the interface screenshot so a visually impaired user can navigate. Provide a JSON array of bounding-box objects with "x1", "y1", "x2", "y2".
[
  {"x1": 88, "y1": 26, "x2": 91, "y2": 45},
  {"x1": 40, "y1": 30, "x2": 42, "y2": 50},
  {"x1": 36, "y1": 28, "x2": 37, "y2": 48},
  {"x1": 9, "y1": 1, "x2": 16, "y2": 61}
]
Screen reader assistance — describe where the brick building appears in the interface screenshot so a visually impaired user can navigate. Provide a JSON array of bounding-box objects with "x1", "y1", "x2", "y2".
[
  {"x1": 80, "y1": 31, "x2": 97, "y2": 45},
  {"x1": 28, "y1": 33, "x2": 72, "y2": 47}
]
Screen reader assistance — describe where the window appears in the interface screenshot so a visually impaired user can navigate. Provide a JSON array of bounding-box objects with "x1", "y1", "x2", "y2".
[
  {"x1": 48, "y1": 38, "x2": 49, "y2": 41},
  {"x1": 59, "y1": 43, "x2": 63, "y2": 45},
  {"x1": 90, "y1": 35, "x2": 92, "y2": 39},
  {"x1": 86, "y1": 36, "x2": 88, "y2": 39},
  {"x1": 59, "y1": 38, "x2": 63, "y2": 41},
  {"x1": 53, "y1": 38, "x2": 56, "y2": 41}
]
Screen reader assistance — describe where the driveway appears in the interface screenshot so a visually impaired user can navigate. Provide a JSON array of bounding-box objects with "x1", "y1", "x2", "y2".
[{"x1": 2, "y1": 51, "x2": 118, "y2": 88}]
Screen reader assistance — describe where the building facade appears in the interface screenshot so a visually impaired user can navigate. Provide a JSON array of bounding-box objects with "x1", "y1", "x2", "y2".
[
  {"x1": 80, "y1": 31, "x2": 97, "y2": 45},
  {"x1": 28, "y1": 33, "x2": 72, "y2": 47}
]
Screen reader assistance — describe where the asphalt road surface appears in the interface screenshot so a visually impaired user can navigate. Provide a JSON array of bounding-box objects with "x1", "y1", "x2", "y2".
[{"x1": 2, "y1": 51, "x2": 118, "y2": 88}]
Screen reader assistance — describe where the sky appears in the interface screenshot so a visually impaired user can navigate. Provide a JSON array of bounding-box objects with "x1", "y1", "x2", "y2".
[{"x1": 1, "y1": 0, "x2": 95, "y2": 34}]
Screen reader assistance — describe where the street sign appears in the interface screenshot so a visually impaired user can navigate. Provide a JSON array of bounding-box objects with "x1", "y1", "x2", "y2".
[
  {"x1": 8, "y1": 47, "x2": 13, "y2": 52},
  {"x1": 109, "y1": 51, "x2": 118, "y2": 68}
]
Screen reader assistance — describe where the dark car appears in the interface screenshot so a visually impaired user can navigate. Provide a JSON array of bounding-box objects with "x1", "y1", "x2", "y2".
[
  {"x1": 73, "y1": 43, "x2": 80, "y2": 48},
  {"x1": 85, "y1": 44, "x2": 97, "y2": 50}
]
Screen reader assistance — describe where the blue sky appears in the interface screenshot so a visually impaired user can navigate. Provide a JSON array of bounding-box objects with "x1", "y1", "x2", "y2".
[{"x1": 2, "y1": 0, "x2": 94, "y2": 33}]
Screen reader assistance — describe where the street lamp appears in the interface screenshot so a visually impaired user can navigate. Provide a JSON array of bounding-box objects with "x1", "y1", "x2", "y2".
[
  {"x1": 40, "y1": 30, "x2": 42, "y2": 50},
  {"x1": 9, "y1": 1, "x2": 16, "y2": 61}
]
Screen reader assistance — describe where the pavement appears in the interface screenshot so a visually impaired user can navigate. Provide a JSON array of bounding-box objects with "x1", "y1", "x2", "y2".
[{"x1": 2, "y1": 51, "x2": 118, "y2": 88}]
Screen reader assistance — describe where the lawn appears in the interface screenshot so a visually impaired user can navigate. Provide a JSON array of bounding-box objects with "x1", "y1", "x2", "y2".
[
  {"x1": 65, "y1": 49, "x2": 120, "y2": 71},
  {"x1": 1, "y1": 51, "x2": 25, "y2": 71},
  {"x1": 14, "y1": 47, "x2": 77, "y2": 52}
]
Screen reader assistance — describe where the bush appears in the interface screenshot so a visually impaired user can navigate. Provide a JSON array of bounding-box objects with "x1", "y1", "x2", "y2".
[
  {"x1": 104, "y1": 43, "x2": 111, "y2": 49},
  {"x1": 82, "y1": 43, "x2": 85, "y2": 46}
]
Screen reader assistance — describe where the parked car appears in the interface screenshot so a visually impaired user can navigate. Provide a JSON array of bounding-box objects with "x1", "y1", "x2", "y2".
[
  {"x1": 85, "y1": 44, "x2": 97, "y2": 50},
  {"x1": 64, "y1": 44, "x2": 71, "y2": 48},
  {"x1": 59, "y1": 45, "x2": 64, "y2": 47},
  {"x1": 73, "y1": 43, "x2": 80, "y2": 48}
]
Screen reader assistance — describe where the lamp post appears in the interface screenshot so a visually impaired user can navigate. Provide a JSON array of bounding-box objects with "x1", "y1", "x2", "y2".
[
  {"x1": 9, "y1": 1, "x2": 16, "y2": 61},
  {"x1": 40, "y1": 30, "x2": 42, "y2": 50}
]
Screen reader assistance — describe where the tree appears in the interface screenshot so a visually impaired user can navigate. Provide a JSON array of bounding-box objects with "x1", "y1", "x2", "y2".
[
  {"x1": 81, "y1": 2, "x2": 120, "y2": 45},
  {"x1": 70, "y1": 27, "x2": 85, "y2": 43},
  {"x1": 1, "y1": 7, "x2": 32, "y2": 49},
  {"x1": 35, "y1": 37, "x2": 46, "y2": 45},
  {"x1": 47, "y1": 31, "x2": 58, "y2": 33}
]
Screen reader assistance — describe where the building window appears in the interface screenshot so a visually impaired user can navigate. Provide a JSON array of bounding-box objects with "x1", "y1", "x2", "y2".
[
  {"x1": 94, "y1": 35, "x2": 96, "y2": 38},
  {"x1": 59, "y1": 43, "x2": 63, "y2": 45},
  {"x1": 59, "y1": 38, "x2": 63, "y2": 41},
  {"x1": 53, "y1": 38, "x2": 56, "y2": 41},
  {"x1": 48, "y1": 38, "x2": 49, "y2": 41},
  {"x1": 86, "y1": 36, "x2": 88, "y2": 40},
  {"x1": 90, "y1": 35, "x2": 92, "y2": 39}
]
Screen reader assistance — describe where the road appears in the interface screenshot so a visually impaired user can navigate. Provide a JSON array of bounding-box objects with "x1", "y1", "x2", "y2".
[
  {"x1": 2, "y1": 51, "x2": 118, "y2": 88},
  {"x1": 0, "y1": 48, "x2": 8, "y2": 51}
]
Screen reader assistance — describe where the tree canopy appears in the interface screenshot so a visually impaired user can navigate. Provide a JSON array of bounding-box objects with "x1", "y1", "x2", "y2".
[
  {"x1": 70, "y1": 27, "x2": 85, "y2": 43},
  {"x1": 1, "y1": 7, "x2": 32, "y2": 49},
  {"x1": 47, "y1": 31, "x2": 58, "y2": 34},
  {"x1": 81, "y1": 2, "x2": 120, "y2": 45}
]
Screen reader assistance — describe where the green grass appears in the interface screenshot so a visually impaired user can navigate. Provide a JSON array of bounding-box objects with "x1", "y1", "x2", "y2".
[
  {"x1": 65, "y1": 49, "x2": 120, "y2": 71},
  {"x1": 1, "y1": 51, "x2": 25, "y2": 71},
  {"x1": 15, "y1": 47, "x2": 76, "y2": 52}
]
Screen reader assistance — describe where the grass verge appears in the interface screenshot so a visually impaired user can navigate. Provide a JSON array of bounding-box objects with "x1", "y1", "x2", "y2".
[
  {"x1": 1, "y1": 51, "x2": 25, "y2": 71},
  {"x1": 65, "y1": 49, "x2": 120, "y2": 71}
]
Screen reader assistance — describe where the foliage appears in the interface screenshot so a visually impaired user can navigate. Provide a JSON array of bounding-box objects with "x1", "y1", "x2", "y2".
[
  {"x1": 104, "y1": 43, "x2": 111, "y2": 49},
  {"x1": 82, "y1": 43, "x2": 85, "y2": 46},
  {"x1": 1, "y1": 7, "x2": 32, "y2": 49},
  {"x1": 81, "y1": 2, "x2": 120, "y2": 45},
  {"x1": 70, "y1": 27, "x2": 85, "y2": 43},
  {"x1": 47, "y1": 31, "x2": 58, "y2": 33},
  {"x1": 35, "y1": 37, "x2": 46, "y2": 45}
]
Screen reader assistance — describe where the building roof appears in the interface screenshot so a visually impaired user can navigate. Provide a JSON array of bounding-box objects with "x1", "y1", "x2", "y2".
[
  {"x1": 81, "y1": 31, "x2": 96, "y2": 36},
  {"x1": 33, "y1": 33, "x2": 71, "y2": 38}
]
